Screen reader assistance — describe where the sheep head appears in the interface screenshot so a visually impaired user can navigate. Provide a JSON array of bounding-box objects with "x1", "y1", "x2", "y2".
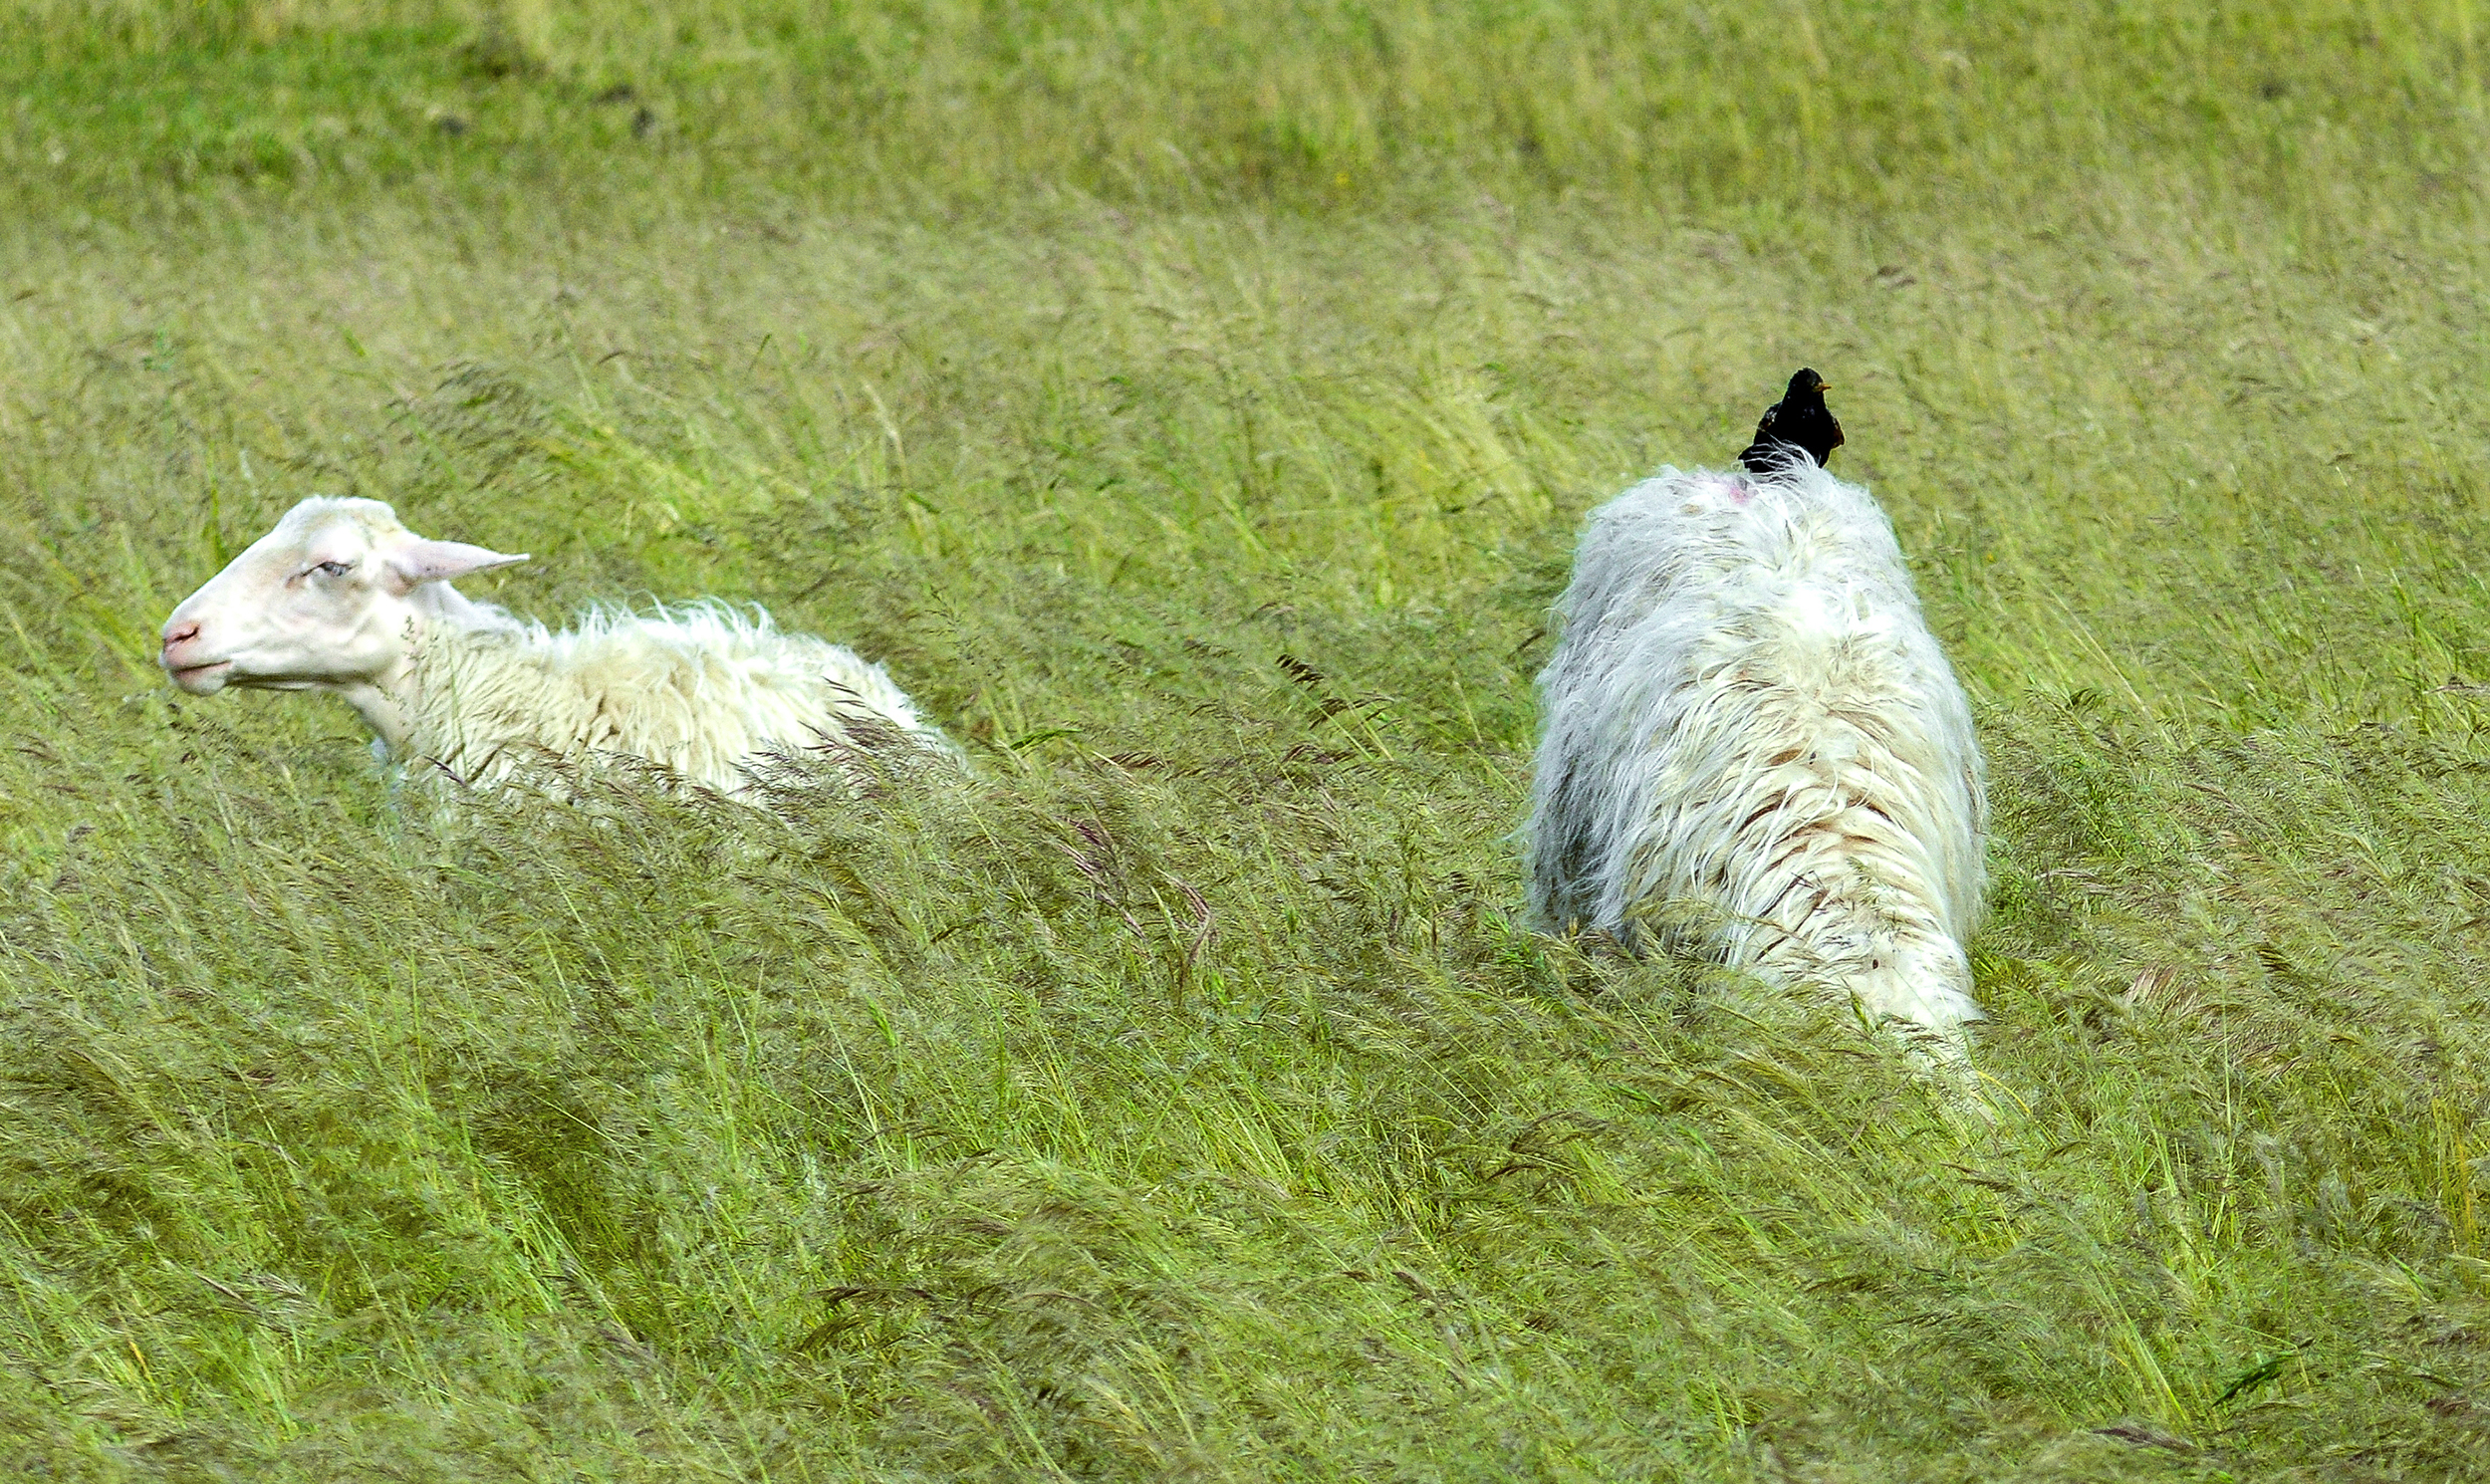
[{"x1": 159, "y1": 497, "x2": 526, "y2": 698}]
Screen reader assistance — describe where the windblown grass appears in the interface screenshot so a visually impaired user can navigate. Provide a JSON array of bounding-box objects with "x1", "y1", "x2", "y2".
[{"x1": 2, "y1": 2, "x2": 2488, "y2": 1478}]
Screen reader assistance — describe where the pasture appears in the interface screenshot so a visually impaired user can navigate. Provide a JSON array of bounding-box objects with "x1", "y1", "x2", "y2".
[{"x1": 2, "y1": 2, "x2": 2487, "y2": 1477}]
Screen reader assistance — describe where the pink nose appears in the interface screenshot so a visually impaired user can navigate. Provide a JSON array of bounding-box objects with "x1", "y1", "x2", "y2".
[{"x1": 159, "y1": 618, "x2": 203, "y2": 668}]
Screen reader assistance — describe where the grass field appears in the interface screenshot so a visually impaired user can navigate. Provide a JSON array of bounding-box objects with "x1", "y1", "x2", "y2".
[{"x1": 4, "y1": 1, "x2": 2490, "y2": 1478}]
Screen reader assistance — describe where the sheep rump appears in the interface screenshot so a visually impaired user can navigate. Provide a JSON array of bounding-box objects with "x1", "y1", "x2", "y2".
[{"x1": 1523, "y1": 461, "x2": 1986, "y2": 1042}]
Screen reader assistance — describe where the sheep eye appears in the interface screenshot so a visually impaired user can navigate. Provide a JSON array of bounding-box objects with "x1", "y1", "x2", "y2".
[{"x1": 312, "y1": 560, "x2": 354, "y2": 578}]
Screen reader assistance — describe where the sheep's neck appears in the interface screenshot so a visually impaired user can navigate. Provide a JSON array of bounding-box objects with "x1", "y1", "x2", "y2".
[
  {"x1": 336, "y1": 586, "x2": 489, "y2": 763},
  {"x1": 340, "y1": 677, "x2": 418, "y2": 758}
]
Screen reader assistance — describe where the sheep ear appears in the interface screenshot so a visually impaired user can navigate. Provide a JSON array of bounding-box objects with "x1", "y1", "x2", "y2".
[{"x1": 381, "y1": 538, "x2": 528, "y2": 594}]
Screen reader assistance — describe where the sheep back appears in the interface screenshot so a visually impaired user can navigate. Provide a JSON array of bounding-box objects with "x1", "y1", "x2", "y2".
[
  {"x1": 407, "y1": 602, "x2": 958, "y2": 793},
  {"x1": 1524, "y1": 462, "x2": 1986, "y2": 1037}
]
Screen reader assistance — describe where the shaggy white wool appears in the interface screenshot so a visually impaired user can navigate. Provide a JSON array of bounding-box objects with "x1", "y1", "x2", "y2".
[
  {"x1": 1524, "y1": 461, "x2": 1987, "y2": 1041},
  {"x1": 158, "y1": 496, "x2": 961, "y2": 797},
  {"x1": 406, "y1": 602, "x2": 959, "y2": 792}
]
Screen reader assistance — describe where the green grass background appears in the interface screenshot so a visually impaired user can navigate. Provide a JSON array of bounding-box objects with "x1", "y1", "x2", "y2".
[{"x1": 3, "y1": 1, "x2": 2489, "y2": 1477}]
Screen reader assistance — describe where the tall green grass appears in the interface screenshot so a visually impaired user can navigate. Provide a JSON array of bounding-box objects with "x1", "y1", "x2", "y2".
[
  {"x1": 8, "y1": 0, "x2": 2483, "y2": 222},
  {"x1": 2, "y1": 1, "x2": 2489, "y2": 1478}
]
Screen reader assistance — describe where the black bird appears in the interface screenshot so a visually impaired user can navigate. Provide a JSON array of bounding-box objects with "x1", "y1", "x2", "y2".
[{"x1": 1738, "y1": 368, "x2": 1844, "y2": 473}]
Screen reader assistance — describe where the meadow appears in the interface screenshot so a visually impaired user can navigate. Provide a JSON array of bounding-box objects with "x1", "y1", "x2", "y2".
[{"x1": 2, "y1": 1, "x2": 2489, "y2": 1477}]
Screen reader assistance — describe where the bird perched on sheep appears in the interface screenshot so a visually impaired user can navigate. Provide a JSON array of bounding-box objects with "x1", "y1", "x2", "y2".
[
  {"x1": 158, "y1": 496, "x2": 963, "y2": 797},
  {"x1": 1739, "y1": 367, "x2": 1845, "y2": 473},
  {"x1": 1524, "y1": 374, "x2": 1986, "y2": 1054}
]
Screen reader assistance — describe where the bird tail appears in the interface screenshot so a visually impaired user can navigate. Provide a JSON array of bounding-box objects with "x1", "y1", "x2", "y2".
[{"x1": 1736, "y1": 440, "x2": 1816, "y2": 476}]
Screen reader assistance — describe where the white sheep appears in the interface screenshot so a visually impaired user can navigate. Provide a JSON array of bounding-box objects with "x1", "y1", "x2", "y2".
[
  {"x1": 1523, "y1": 459, "x2": 1987, "y2": 1052},
  {"x1": 158, "y1": 496, "x2": 962, "y2": 795}
]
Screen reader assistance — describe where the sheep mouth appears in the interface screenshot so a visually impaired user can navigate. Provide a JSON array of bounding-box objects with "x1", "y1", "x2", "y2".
[{"x1": 166, "y1": 659, "x2": 234, "y2": 693}]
